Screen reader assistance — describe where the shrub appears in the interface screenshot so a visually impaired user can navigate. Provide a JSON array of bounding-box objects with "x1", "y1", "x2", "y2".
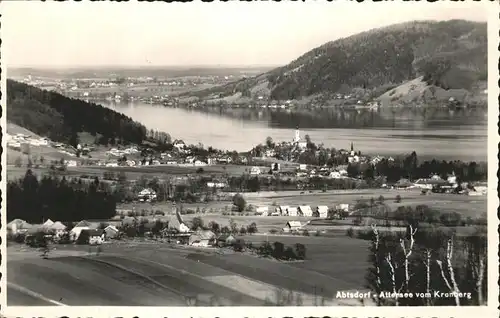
[
  {"x1": 239, "y1": 226, "x2": 247, "y2": 235},
  {"x1": 191, "y1": 216, "x2": 204, "y2": 231},
  {"x1": 273, "y1": 241, "x2": 285, "y2": 259},
  {"x1": 208, "y1": 221, "x2": 220, "y2": 234},
  {"x1": 246, "y1": 222, "x2": 258, "y2": 234},
  {"x1": 258, "y1": 242, "x2": 274, "y2": 257},
  {"x1": 395, "y1": 195, "x2": 402, "y2": 203},
  {"x1": 302, "y1": 229, "x2": 310, "y2": 236},
  {"x1": 233, "y1": 239, "x2": 245, "y2": 252},
  {"x1": 284, "y1": 247, "x2": 297, "y2": 260},
  {"x1": 346, "y1": 227, "x2": 355, "y2": 238},
  {"x1": 232, "y1": 193, "x2": 246, "y2": 212},
  {"x1": 269, "y1": 228, "x2": 278, "y2": 234},
  {"x1": 294, "y1": 243, "x2": 306, "y2": 260}
]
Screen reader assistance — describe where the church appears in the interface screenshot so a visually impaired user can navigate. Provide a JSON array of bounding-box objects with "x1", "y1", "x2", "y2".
[{"x1": 293, "y1": 126, "x2": 308, "y2": 149}]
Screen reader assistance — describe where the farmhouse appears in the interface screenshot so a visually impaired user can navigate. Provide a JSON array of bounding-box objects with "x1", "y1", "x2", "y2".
[
  {"x1": 256, "y1": 206, "x2": 269, "y2": 215},
  {"x1": 217, "y1": 234, "x2": 236, "y2": 247},
  {"x1": 298, "y1": 205, "x2": 313, "y2": 217},
  {"x1": 43, "y1": 219, "x2": 54, "y2": 228},
  {"x1": 104, "y1": 225, "x2": 120, "y2": 239},
  {"x1": 168, "y1": 208, "x2": 191, "y2": 233},
  {"x1": 329, "y1": 171, "x2": 342, "y2": 179},
  {"x1": 316, "y1": 206, "x2": 329, "y2": 218},
  {"x1": 414, "y1": 175, "x2": 448, "y2": 190},
  {"x1": 189, "y1": 230, "x2": 216, "y2": 247},
  {"x1": 173, "y1": 140, "x2": 187, "y2": 150},
  {"x1": 337, "y1": 203, "x2": 350, "y2": 212},
  {"x1": 250, "y1": 166, "x2": 261, "y2": 175},
  {"x1": 49, "y1": 221, "x2": 67, "y2": 237},
  {"x1": 287, "y1": 207, "x2": 298, "y2": 217},
  {"x1": 395, "y1": 178, "x2": 413, "y2": 189},
  {"x1": 138, "y1": 188, "x2": 157, "y2": 202},
  {"x1": 70, "y1": 220, "x2": 99, "y2": 241},
  {"x1": 283, "y1": 221, "x2": 302, "y2": 233},
  {"x1": 87, "y1": 229, "x2": 105, "y2": 245},
  {"x1": 277, "y1": 206, "x2": 289, "y2": 216},
  {"x1": 7, "y1": 219, "x2": 33, "y2": 234}
]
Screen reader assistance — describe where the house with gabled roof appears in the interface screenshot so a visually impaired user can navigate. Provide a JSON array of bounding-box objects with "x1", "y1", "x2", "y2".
[
  {"x1": 316, "y1": 206, "x2": 329, "y2": 218},
  {"x1": 287, "y1": 207, "x2": 298, "y2": 217},
  {"x1": 189, "y1": 230, "x2": 216, "y2": 247},
  {"x1": 7, "y1": 219, "x2": 33, "y2": 234},
  {"x1": 283, "y1": 221, "x2": 302, "y2": 232},
  {"x1": 298, "y1": 205, "x2": 313, "y2": 217},
  {"x1": 70, "y1": 220, "x2": 99, "y2": 241}
]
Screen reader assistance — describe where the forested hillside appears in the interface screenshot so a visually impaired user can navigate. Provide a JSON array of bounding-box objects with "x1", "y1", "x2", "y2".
[
  {"x1": 191, "y1": 20, "x2": 487, "y2": 101},
  {"x1": 7, "y1": 80, "x2": 148, "y2": 146}
]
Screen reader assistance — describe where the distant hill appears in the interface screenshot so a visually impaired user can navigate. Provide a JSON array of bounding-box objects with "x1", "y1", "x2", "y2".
[
  {"x1": 7, "y1": 80, "x2": 148, "y2": 146},
  {"x1": 190, "y1": 20, "x2": 487, "y2": 103},
  {"x1": 8, "y1": 66, "x2": 277, "y2": 80}
]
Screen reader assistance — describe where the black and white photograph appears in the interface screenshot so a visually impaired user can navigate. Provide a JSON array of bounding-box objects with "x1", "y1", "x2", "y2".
[{"x1": 0, "y1": 1, "x2": 497, "y2": 315}]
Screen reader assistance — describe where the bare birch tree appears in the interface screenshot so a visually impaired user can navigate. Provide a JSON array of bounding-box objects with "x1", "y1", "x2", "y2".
[
  {"x1": 400, "y1": 225, "x2": 417, "y2": 292},
  {"x1": 436, "y1": 239, "x2": 461, "y2": 306}
]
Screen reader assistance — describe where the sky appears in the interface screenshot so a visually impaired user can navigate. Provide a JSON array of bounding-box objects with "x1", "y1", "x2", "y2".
[{"x1": 2, "y1": 1, "x2": 489, "y2": 68}]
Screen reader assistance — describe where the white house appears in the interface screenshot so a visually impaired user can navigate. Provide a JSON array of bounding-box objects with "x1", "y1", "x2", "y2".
[
  {"x1": 329, "y1": 171, "x2": 342, "y2": 179},
  {"x1": 287, "y1": 207, "x2": 298, "y2": 217},
  {"x1": 104, "y1": 225, "x2": 120, "y2": 239},
  {"x1": 189, "y1": 230, "x2": 216, "y2": 247},
  {"x1": 70, "y1": 220, "x2": 98, "y2": 241},
  {"x1": 256, "y1": 206, "x2": 269, "y2": 215},
  {"x1": 250, "y1": 167, "x2": 261, "y2": 175},
  {"x1": 173, "y1": 140, "x2": 186, "y2": 150},
  {"x1": 43, "y1": 219, "x2": 55, "y2": 228},
  {"x1": 7, "y1": 219, "x2": 33, "y2": 234},
  {"x1": 298, "y1": 205, "x2": 313, "y2": 217},
  {"x1": 316, "y1": 206, "x2": 329, "y2": 218},
  {"x1": 283, "y1": 221, "x2": 302, "y2": 233},
  {"x1": 138, "y1": 188, "x2": 157, "y2": 202},
  {"x1": 168, "y1": 207, "x2": 191, "y2": 233},
  {"x1": 65, "y1": 160, "x2": 78, "y2": 167},
  {"x1": 194, "y1": 160, "x2": 207, "y2": 166},
  {"x1": 207, "y1": 181, "x2": 227, "y2": 188},
  {"x1": 265, "y1": 149, "x2": 276, "y2": 158},
  {"x1": 338, "y1": 204, "x2": 350, "y2": 212},
  {"x1": 87, "y1": 229, "x2": 105, "y2": 245},
  {"x1": 472, "y1": 185, "x2": 487, "y2": 195},
  {"x1": 49, "y1": 221, "x2": 67, "y2": 237},
  {"x1": 348, "y1": 155, "x2": 360, "y2": 163}
]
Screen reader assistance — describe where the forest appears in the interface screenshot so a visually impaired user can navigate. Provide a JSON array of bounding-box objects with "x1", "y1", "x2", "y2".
[
  {"x1": 7, "y1": 170, "x2": 117, "y2": 223},
  {"x1": 7, "y1": 80, "x2": 148, "y2": 146},
  {"x1": 267, "y1": 20, "x2": 486, "y2": 100},
  {"x1": 191, "y1": 20, "x2": 486, "y2": 101}
]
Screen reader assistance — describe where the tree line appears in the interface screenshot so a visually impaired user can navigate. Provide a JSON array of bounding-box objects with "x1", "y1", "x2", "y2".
[
  {"x1": 7, "y1": 170, "x2": 117, "y2": 223},
  {"x1": 7, "y1": 80, "x2": 148, "y2": 146}
]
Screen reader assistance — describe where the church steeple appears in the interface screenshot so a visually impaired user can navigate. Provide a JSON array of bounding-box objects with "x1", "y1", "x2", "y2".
[{"x1": 294, "y1": 126, "x2": 300, "y2": 143}]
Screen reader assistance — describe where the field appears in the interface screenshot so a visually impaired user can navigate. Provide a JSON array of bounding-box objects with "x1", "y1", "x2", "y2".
[
  {"x1": 7, "y1": 161, "x2": 270, "y2": 181},
  {"x1": 7, "y1": 236, "x2": 372, "y2": 306}
]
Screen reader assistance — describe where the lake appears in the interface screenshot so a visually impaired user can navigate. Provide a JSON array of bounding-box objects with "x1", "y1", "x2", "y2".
[{"x1": 102, "y1": 101, "x2": 487, "y2": 162}]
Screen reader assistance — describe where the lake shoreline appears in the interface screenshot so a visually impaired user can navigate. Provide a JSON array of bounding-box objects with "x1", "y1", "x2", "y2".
[{"x1": 95, "y1": 101, "x2": 487, "y2": 162}]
